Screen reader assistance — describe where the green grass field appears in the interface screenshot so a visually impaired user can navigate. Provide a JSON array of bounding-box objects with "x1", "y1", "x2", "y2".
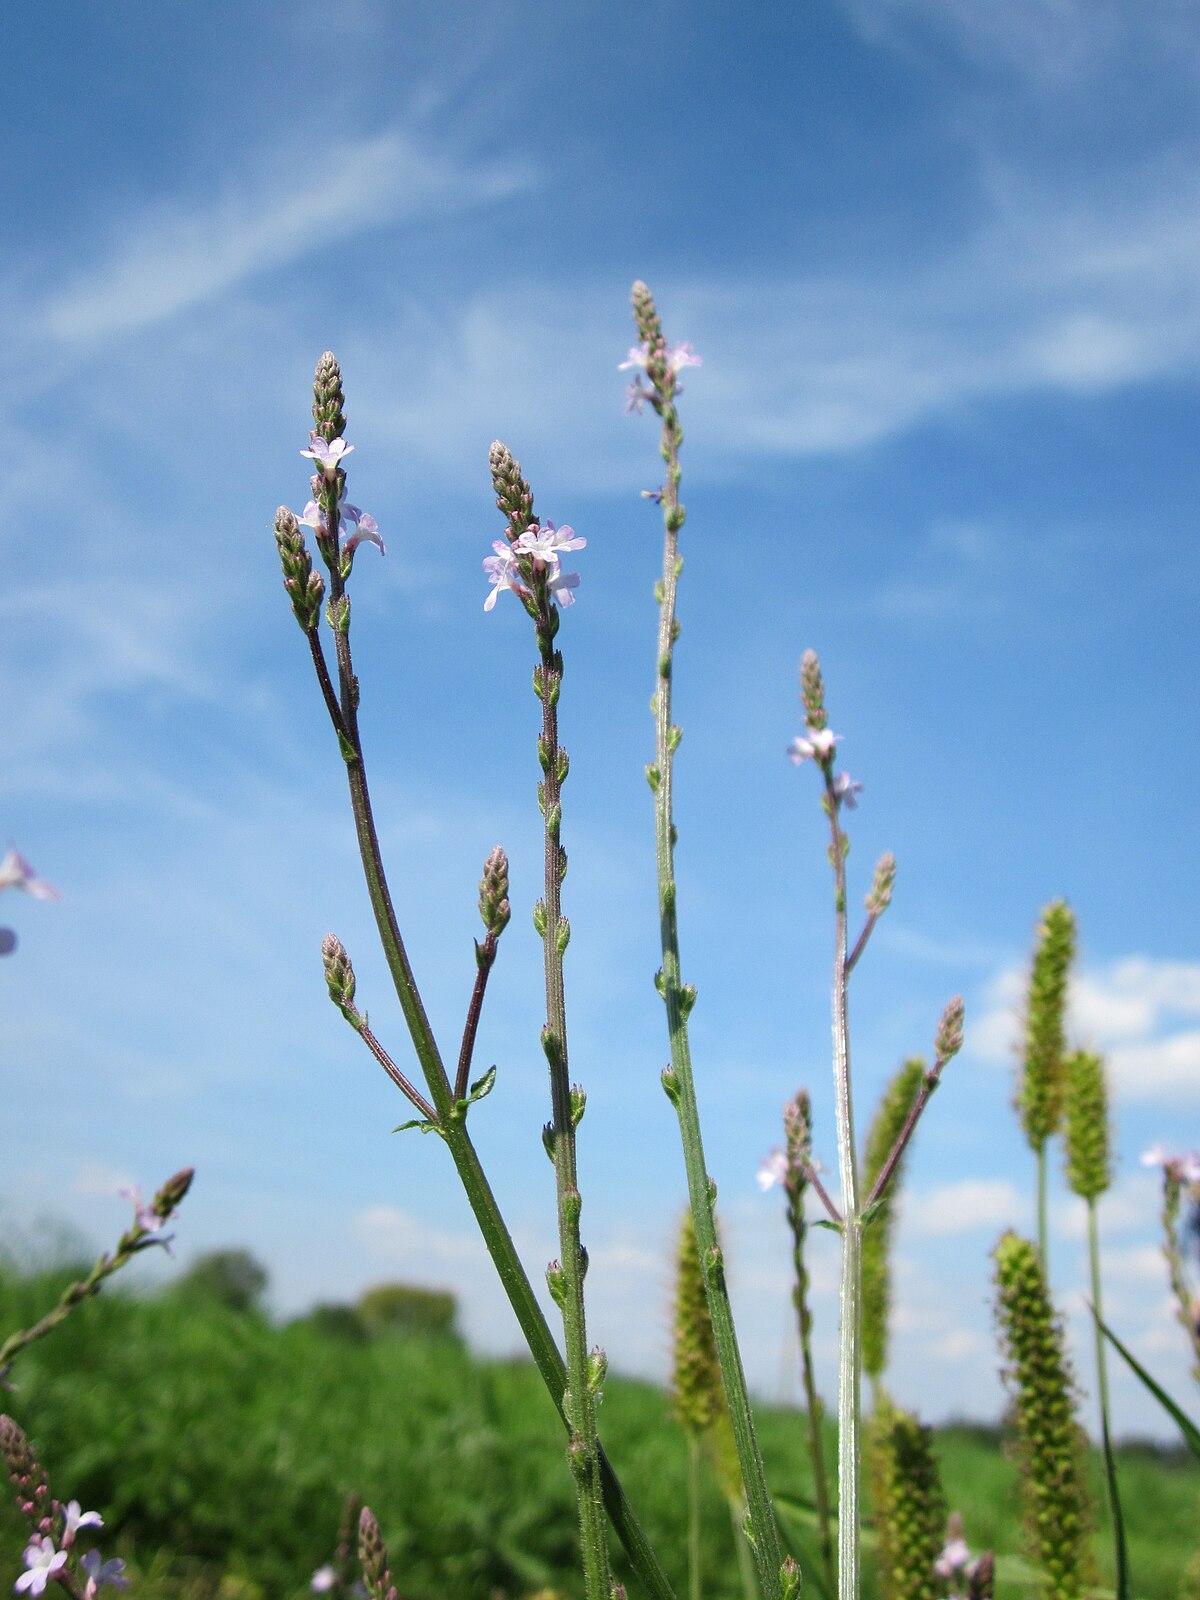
[{"x1": 0, "y1": 1267, "x2": 1195, "y2": 1600}]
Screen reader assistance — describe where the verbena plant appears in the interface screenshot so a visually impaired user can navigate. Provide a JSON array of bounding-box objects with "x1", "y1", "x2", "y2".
[{"x1": 3, "y1": 281, "x2": 1196, "y2": 1600}]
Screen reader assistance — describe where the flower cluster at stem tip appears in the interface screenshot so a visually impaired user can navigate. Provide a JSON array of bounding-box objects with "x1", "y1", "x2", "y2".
[
  {"x1": 1143, "y1": 1145, "x2": 1200, "y2": 1184},
  {"x1": 296, "y1": 435, "x2": 385, "y2": 560},
  {"x1": 619, "y1": 338, "x2": 702, "y2": 414},
  {"x1": 786, "y1": 654, "x2": 864, "y2": 807},
  {"x1": 15, "y1": 1501, "x2": 126, "y2": 1599},
  {"x1": 483, "y1": 521, "x2": 586, "y2": 612}
]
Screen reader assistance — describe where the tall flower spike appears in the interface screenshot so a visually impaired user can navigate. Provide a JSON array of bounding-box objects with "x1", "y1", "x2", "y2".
[
  {"x1": 1062, "y1": 1050, "x2": 1112, "y2": 1202},
  {"x1": 489, "y1": 440, "x2": 536, "y2": 546},
  {"x1": 1017, "y1": 900, "x2": 1075, "y2": 1149},
  {"x1": 862, "y1": 1059, "x2": 926, "y2": 1384},
  {"x1": 0, "y1": 1417, "x2": 55, "y2": 1536},
  {"x1": 993, "y1": 1232, "x2": 1093, "y2": 1600},
  {"x1": 800, "y1": 649, "x2": 827, "y2": 731},
  {"x1": 631, "y1": 280, "x2": 663, "y2": 348},
  {"x1": 868, "y1": 1396, "x2": 947, "y2": 1600},
  {"x1": 312, "y1": 351, "x2": 347, "y2": 443}
]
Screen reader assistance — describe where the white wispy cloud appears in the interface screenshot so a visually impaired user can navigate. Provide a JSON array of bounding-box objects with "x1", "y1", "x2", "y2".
[
  {"x1": 970, "y1": 954, "x2": 1200, "y2": 1103},
  {"x1": 901, "y1": 1177, "x2": 1030, "y2": 1236},
  {"x1": 40, "y1": 130, "x2": 536, "y2": 344}
]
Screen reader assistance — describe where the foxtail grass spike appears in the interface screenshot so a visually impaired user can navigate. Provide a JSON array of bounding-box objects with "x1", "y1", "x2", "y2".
[
  {"x1": 867, "y1": 1395, "x2": 947, "y2": 1600},
  {"x1": 672, "y1": 1211, "x2": 724, "y2": 1437},
  {"x1": 862, "y1": 1059, "x2": 925, "y2": 1383},
  {"x1": 1017, "y1": 901, "x2": 1075, "y2": 1148},
  {"x1": 993, "y1": 1232, "x2": 1093, "y2": 1600},
  {"x1": 1063, "y1": 1050, "x2": 1111, "y2": 1202}
]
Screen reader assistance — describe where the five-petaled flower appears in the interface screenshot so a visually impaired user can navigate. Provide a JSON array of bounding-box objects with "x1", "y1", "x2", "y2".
[
  {"x1": 343, "y1": 508, "x2": 385, "y2": 558},
  {"x1": 833, "y1": 771, "x2": 864, "y2": 810},
  {"x1": 62, "y1": 1503, "x2": 102, "y2": 1549},
  {"x1": 756, "y1": 1150, "x2": 790, "y2": 1193},
  {"x1": 618, "y1": 341, "x2": 702, "y2": 376},
  {"x1": 301, "y1": 436, "x2": 354, "y2": 480},
  {"x1": 483, "y1": 543, "x2": 530, "y2": 612},
  {"x1": 0, "y1": 847, "x2": 61, "y2": 901},
  {"x1": 624, "y1": 378, "x2": 651, "y2": 415},
  {"x1": 80, "y1": 1552, "x2": 127, "y2": 1599},
  {"x1": 787, "y1": 729, "x2": 842, "y2": 765},
  {"x1": 16, "y1": 1538, "x2": 67, "y2": 1596}
]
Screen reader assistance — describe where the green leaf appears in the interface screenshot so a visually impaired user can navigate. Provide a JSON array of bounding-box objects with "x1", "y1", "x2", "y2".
[
  {"x1": 1098, "y1": 1410, "x2": 1129, "y2": 1600},
  {"x1": 812, "y1": 1219, "x2": 842, "y2": 1233},
  {"x1": 392, "y1": 1118, "x2": 443, "y2": 1138},
  {"x1": 1093, "y1": 1304, "x2": 1200, "y2": 1460},
  {"x1": 468, "y1": 1065, "x2": 497, "y2": 1104}
]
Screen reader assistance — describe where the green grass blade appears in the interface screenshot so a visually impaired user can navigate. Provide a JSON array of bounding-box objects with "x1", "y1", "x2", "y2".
[{"x1": 1093, "y1": 1305, "x2": 1200, "y2": 1460}]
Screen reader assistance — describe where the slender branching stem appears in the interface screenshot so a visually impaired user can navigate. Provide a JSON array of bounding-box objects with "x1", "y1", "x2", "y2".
[
  {"x1": 302, "y1": 496, "x2": 674, "y2": 1600},
  {"x1": 819, "y1": 762, "x2": 861, "y2": 1600},
  {"x1": 455, "y1": 933, "x2": 497, "y2": 1102},
  {"x1": 536, "y1": 620, "x2": 612, "y2": 1600},
  {"x1": 862, "y1": 1054, "x2": 950, "y2": 1213},
  {"x1": 355, "y1": 1017, "x2": 439, "y2": 1123},
  {"x1": 1160, "y1": 1171, "x2": 1200, "y2": 1378},
  {"x1": 788, "y1": 1191, "x2": 835, "y2": 1594},
  {"x1": 648, "y1": 364, "x2": 786, "y2": 1600},
  {"x1": 804, "y1": 1164, "x2": 844, "y2": 1227},
  {"x1": 845, "y1": 913, "x2": 879, "y2": 977}
]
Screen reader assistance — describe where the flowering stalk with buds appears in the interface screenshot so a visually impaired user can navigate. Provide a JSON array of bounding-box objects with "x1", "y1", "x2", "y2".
[
  {"x1": 787, "y1": 644, "x2": 964, "y2": 1600},
  {"x1": 1143, "y1": 1146, "x2": 1200, "y2": 1381},
  {"x1": 627, "y1": 281, "x2": 786, "y2": 1600},
  {"x1": 1, "y1": 1418, "x2": 126, "y2": 1600},
  {"x1": 0, "y1": 1168, "x2": 193, "y2": 1379},
  {"x1": 486, "y1": 438, "x2": 611, "y2": 1600},
  {"x1": 279, "y1": 358, "x2": 670, "y2": 1600}
]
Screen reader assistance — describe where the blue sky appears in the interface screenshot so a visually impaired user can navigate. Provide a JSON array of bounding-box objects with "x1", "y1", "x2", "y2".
[{"x1": 3, "y1": 0, "x2": 1199, "y2": 1443}]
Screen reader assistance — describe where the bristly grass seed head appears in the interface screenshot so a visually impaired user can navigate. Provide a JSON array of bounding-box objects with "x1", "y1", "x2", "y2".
[
  {"x1": 868, "y1": 1394, "x2": 947, "y2": 1600},
  {"x1": 1017, "y1": 901, "x2": 1075, "y2": 1150},
  {"x1": 1062, "y1": 1049, "x2": 1112, "y2": 1201},
  {"x1": 671, "y1": 1211, "x2": 722, "y2": 1438},
  {"x1": 993, "y1": 1231, "x2": 1093, "y2": 1600}
]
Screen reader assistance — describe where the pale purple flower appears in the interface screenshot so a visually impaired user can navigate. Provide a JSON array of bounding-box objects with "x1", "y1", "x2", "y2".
[
  {"x1": 833, "y1": 771, "x2": 864, "y2": 809},
  {"x1": 16, "y1": 1539, "x2": 67, "y2": 1596},
  {"x1": 1143, "y1": 1145, "x2": 1200, "y2": 1184},
  {"x1": 757, "y1": 1150, "x2": 790, "y2": 1192},
  {"x1": 483, "y1": 543, "x2": 529, "y2": 612},
  {"x1": 624, "y1": 378, "x2": 651, "y2": 415},
  {"x1": 618, "y1": 342, "x2": 650, "y2": 371},
  {"x1": 344, "y1": 510, "x2": 385, "y2": 558},
  {"x1": 1142, "y1": 1143, "x2": 1168, "y2": 1169},
  {"x1": 119, "y1": 1184, "x2": 164, "y2": 1235},
  {"x1": 667, "y1": 342, "x2": 702, "y2": 373},
  {"x1": 787, "y1": 729, "x2": 842, "y2": 765},
  {"x1": 297, "y1": 499, "x2": 327, "y2": 535},
  {"x1": 0, "y1": 847, "x2": 61, "y2": 901},
  {"x1": 516, "y1": 521, "x2": 586, "y2": 570},
  {"x1": 310, "y1": 1567, "x2": 337, "y2": 1593},
  {"x1": 80, "y1": 1552, "x2": 127, "y2": 1599},
  {"x1": 934, "y1": 1538, "x2": 972, "y2": 1580},
  {"x1": 300, "y1": 436, "x2": 354, "y2": 479},
  {"x1": 62, "y1": 1503, "x2": 102, "y2": 1549},
  {"x1": 548, "y1": 570, "x2": 581, "y2": 608}
]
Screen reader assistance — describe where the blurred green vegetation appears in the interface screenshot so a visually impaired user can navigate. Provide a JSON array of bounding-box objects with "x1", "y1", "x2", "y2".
[{"x1": 0, "y1": 1264, "x2": 1195, "y2": 1600}]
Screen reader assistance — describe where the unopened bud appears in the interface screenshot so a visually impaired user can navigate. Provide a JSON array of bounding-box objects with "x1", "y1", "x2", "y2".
[
  {"x1": 321, "y1": 933, "x2": 357, "y2": 1014},
  {"x1": 934, "y1": 996, "x2": 964, "y2": 1063},
  {"x1": 631, "y1": 280, "x2": 663, "y2": 346},
  {"x1": 489, "y1": 439, "x2": 536, "y2": 544},
  {"x1": 312, "y1": 351, "x2": 347, "y2": 443},
  {"x1": 357, "y1": 1506, "x2": 397, "y2": 1600},
  {"x1": 866, "y1": 851, "x2": 896, "y2": 916},
  {"x1": 478, "y1": 847, "x2": 511, "y2": 939},
  {"x1": 152, "y1": 1167, "x2": 194, "y2": 1221},
  {"x1": 800, "y1": 649, "x2": 827, "y2": 730}
]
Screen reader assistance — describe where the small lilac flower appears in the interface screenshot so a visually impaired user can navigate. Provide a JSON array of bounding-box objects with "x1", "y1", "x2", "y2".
[
  {"x1": 757, "y1": 1150, "x2": 790, "y2": 1193},
  {"x1": 787, "y1": 729, "x2": 842, "y2": 765},
  {"x1": 483, "y1": 543, "x2": 529, "y2": 613},
  {"x1": 934, "y1": 1537, "x2": 972, "y2": 1580},
  {"x1": 297, "y1": 500, "x2": 329, "y2": 536},
  {"x1": 1141, "y1": 1143, "x2": 1168, "y2": 1169},
  {"x1": 618, "y1": 342, "x2": 650, "y2": 371},
  {"x1": 1143, "y1": 1145, "x2": 1200, "y2": 1184},
  {"x1": 310, "y1": 1567, "x2": 337, "y2": 1594},
  {"x1": 548, "y1": 570, "x2": 581, "y2": 608},
  {"x1": 119, "y1": 1184, "x2": 164, "y2": 1235},
  {"x1": 667, "y1": 342, "x2": 702, "y2": 373},
  {"x1": 16, "y1": 1538, "x2": 67, "y2": 1596},
  {"x1": 0, "y1": 847, "x2": 61, "y2": 901},
  {"x1": 833, "y1": 771, "x2": 864, "y2": 809},
  {"x1": 300, "y1": 436, "x2": 354, "y2": 480},
  {"x1": 516, "y1": 521, "x2": 586, "y2": 570},
  {"x1": 62, "y1": 1503, "x2": 103, "y2": 1549},
  {"x1": 624, "y1": 378, "x2": 651, "y2": 415},
  {"x1": 80, "y1": 1552, "x2": 127, "y2": 1599},
  {"x1": 344, "y1": 510, "x2": 385, "y2": 558}
]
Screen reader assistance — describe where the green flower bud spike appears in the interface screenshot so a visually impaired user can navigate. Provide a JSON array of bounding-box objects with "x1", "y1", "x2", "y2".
[
  {"x1": 993, "y1": 1232, "x2": 1093, "y2": 1600},
  {"x1": 1017, "y1": 900, "x2": 1076, "y2": 1265},
  {"x1": 358, "y1": 1506, "x2": 399, "y2": 1600},
  {"x1": 867, "y1": 1395, "x2": 947, "y2": 1600},
  {"x1": 0, "y1": 1415, "x2": 56, "y2": 1537},
  {"x1": 862, "y1": 1059, "x2": 926, "y2": 1386},
  {"x1": 313, "y1": 350, "x2": 347, "y2": 444}
]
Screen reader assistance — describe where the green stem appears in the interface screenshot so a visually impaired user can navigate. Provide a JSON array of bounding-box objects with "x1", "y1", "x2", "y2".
[
  {"x1": 820, "y1": 766, "x2": 860, "y2": 1600},
  {"x1": 794, "y1": 1264, "x2": 835, "y2": 1596},
  {"x1": 650, "y1": 383, "x2": 785, "y2": 1600},
  {"x1": 689, "y1": 1435, "x2": 703, "y2": 1600},
  {"x1": 1088, "y1": 1200, "x2": 1128, "y2": 1600},
  {"x1": 536, "y1": 622, "x2": 612, "y2": 1600},
  {"x1": 308, "y1": 547, "x2": 673, "y2": 1600}
]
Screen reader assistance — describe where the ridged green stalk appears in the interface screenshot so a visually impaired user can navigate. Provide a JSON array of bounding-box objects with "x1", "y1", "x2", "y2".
[
  {"x1": 634, "y1": 279, "x2": 785, "y2": 1600},
  {"x1": 867, "y1": 1396, "x2": 946, "y2": 1600},
  {"x1": 286, "y1": 354, "x2": 675, "y2": 1600},
  {"x1": 993, "y1": 1232, "x2": 1093, "y2": 1600},
  {"x1": 1016, "y1": 901, "x2": 1075, "y2": 1266},
  {"x1": 861, "y1": 1061, "x2": 925, "y2": 1386}
]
